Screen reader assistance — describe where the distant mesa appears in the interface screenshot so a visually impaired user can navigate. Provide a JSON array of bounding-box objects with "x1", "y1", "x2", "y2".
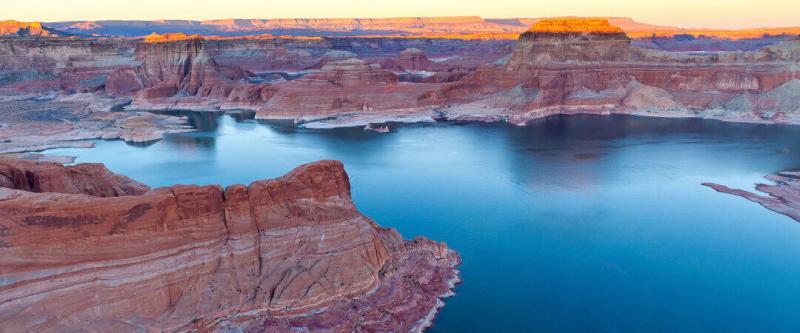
[
  {"x1": 528, "y1": 18, "x2": 625, "y2": 34},
  {"x1": 143, "y1": 32, "x2": 202, "y2": 43},
  {"x1": 0, "y1": 20, "x2": 64, "y2": 37},
  {"x1": 522, "y1": 18, "x2": 631, "y2": 43},
  {"x1": 509, "y1": 18, "x2": 631, "y2": 64}
]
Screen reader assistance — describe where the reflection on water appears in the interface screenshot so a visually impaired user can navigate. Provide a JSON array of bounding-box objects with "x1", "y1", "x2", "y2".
[{"x1": 46, "y1": 114, "x2": 800, "y2": 333}]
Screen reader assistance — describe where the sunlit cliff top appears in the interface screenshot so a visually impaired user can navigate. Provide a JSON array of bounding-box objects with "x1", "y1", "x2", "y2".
[
  {"x1": 529, "y1": 18, "x2": 625, "y2": 34},
  {"x1": 0, "y1": 20, "x2": 57, "y2": 37},
  {"x1": 143, "y1": 32, "x2": 202, "y2": 43}
]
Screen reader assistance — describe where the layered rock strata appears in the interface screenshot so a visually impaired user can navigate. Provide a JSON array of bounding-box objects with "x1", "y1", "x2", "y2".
[
  {"x1": 0, "y1": 158, "x2": 460, "y2": 332},
  {"x1": 123, "y1": 35, "x2": 278, "y2": 110},
  {"x1": 256, "y1": 58, "x2": 442, "y2": 126},
  {"x1": 508, "y1": 18, "x2": 631, "y2": 64}
]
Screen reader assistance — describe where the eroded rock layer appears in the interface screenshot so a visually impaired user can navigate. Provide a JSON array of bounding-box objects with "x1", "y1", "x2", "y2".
[{"x1": 0, "y1": 158, "x2": 460, "y2": 332}]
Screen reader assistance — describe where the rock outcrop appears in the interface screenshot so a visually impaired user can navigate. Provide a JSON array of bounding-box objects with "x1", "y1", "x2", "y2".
[
  {"x1": 0, "y1": 159, "x2": 460, "y2": 332},
  {"x1": 0, "y1": 157, "x2": 149, "y2": 196},
  {"x1": 256, "y1": 58, "x2": 442, "y2": 123},
  {"x1": 0, "y1": 21, "x2": 63, "y2": 37},
  {"x1": 704, "y1": 171, "x2": 800, "y2": 222},
  {"x1": 305, "y1": 50, "x2": 359, "y2": 69},
  {"x1": 121, "y1": 35, "x2": 277, "y2": 110},
  {"x1": 508, "y1": 18, "x2": 631, "y2": 65},
  {"x1": 378, "y1": 48, "x2": 447, "y2": 73}
]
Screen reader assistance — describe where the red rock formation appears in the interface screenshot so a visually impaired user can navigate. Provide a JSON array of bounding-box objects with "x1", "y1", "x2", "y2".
[
  {"x1": 704, "y1": 171, "x2": 800, "y2": 222},
  {"x1": 304, "y1": 50, "x2": 359, "y2": 70},
  {"x1": 133, "y1": 36, "x2": 227, "y2": 97},
  {"x1": 436, "y1": 18, "x2": 800, "y2": 124},
  {"x1": 0, "y1": 21, "x2": 62, "y2": 37},
  {"x1": 375, "y1": 48, "x2": 448, "y2": 73},
  {"x1": 142, "y1": 32, "x2": 203, "y2": 43},
  {"x1": 256, "y1": 58, "x2": 443, "y2": 122},
  {"x1": 0, "y1": 37, "x2": 138, "y2": 95},
  {"x1": 0, "y1": 157, "x2": 149, "y2": 196},
  {"x1": 396, "y1": 48, "x2": 441, "y2": 71},
  {"x1": 509, "y1": 18, "x2": 631, "y2": 65},
  {"x1": 120, "y1": 35, "x2": 277, "y2": 109},
  {"x1": 0, "y1": 159, "x2": 460, "y2": 332}
]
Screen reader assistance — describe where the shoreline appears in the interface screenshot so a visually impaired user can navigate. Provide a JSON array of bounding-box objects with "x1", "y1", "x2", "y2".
[{"x1": 9, "y1": 106, "x2": 799, "y2": 161}]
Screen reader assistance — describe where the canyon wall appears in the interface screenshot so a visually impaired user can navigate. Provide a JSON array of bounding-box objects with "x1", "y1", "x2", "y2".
[
  {"x1": 115, "y1": 35, "x2": 278, "y2": 109},
  {"x1": 437, "y1": 18, "x2": 800, "y2": 124},
  {"x1": 2, "y1": 17, "x2": 800, "y2": 134},
  {"x1": 0, "y1": 158, "x2": 460, "y2": 332},
  {"x1": 0, "y1": 37, "x2": 136, "y2": 94}
]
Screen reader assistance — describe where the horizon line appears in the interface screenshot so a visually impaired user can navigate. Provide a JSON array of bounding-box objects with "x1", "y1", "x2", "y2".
[{"x1": 3, "y1": 16, "x2": 798, "y2": 31}]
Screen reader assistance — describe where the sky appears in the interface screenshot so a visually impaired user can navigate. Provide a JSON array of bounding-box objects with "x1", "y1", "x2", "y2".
[{"x1": 3, "y1": 0, "x2": 799, "y2": 29}]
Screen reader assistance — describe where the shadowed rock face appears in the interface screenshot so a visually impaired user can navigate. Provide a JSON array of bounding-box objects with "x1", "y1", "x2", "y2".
[{"x1": 0, "y1": 159, "x2": 460, "y2": 332}]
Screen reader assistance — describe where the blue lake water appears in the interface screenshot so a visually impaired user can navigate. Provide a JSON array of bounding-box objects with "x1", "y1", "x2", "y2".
[{"x1": 46, "y1": 113, "x2": 800, "y2": 332}]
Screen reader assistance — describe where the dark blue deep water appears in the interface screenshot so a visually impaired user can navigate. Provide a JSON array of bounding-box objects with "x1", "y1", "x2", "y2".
[{"x1": 46, "y1": 114, "x2": 800, "y2": 333}]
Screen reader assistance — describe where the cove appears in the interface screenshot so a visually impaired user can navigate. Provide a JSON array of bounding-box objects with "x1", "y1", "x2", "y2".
[{"x1": 45, "y1": 113, "x2": 800, "y2": 333}]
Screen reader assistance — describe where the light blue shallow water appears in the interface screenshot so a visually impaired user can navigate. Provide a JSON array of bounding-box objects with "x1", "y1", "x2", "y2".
[{"x1": 46, "y1": 114, "x2": 800, "y2": 332}]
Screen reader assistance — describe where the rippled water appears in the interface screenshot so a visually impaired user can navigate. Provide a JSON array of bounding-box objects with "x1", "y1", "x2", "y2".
[{"x1": 46, "y1": 113, "x2": 800, "y2": 332}]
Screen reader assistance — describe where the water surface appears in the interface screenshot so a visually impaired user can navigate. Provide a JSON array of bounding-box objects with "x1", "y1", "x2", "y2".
[{"x1": 47, "y1": 114, "x2": 800, "y2": 333}]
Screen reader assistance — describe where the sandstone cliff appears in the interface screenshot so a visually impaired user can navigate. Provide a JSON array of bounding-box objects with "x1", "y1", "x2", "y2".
[
  {"x1": 0, "y1": 158, "x2": 459, "y2": 332},
  {"x1": 120, "y1": 34, "x2": 277, "y2": 109}
]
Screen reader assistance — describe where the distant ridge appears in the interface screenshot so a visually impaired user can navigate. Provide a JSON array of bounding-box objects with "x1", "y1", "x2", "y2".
[
  {"x1": 0, "y1": 20, "x2": 67, "y2": 37},
  {"x1": 41, "y1": 17, "x2": 800, "y2": 39}
]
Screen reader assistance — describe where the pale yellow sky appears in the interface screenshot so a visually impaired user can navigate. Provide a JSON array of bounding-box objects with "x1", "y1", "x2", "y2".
[{"x1": 4, "y1": 0, "x2": 799, "y2": 29}]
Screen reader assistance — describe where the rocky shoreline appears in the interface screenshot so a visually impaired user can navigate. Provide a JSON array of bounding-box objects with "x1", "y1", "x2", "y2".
[
  {"x1": 0, "y1": 94, "x2": 195, "y2": 154},
  {"x1": 705, "y1": 171, "x2": 800, "y2": 222}
]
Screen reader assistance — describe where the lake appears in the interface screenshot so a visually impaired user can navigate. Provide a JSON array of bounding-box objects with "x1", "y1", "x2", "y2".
[{"x1": 46, "y1": 113, "x2": 800, "y2": 333}]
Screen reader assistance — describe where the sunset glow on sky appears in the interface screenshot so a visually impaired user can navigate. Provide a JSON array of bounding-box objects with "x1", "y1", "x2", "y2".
[{"x1": 4, "y1": 0, "x2": 799, "y2": 29}]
